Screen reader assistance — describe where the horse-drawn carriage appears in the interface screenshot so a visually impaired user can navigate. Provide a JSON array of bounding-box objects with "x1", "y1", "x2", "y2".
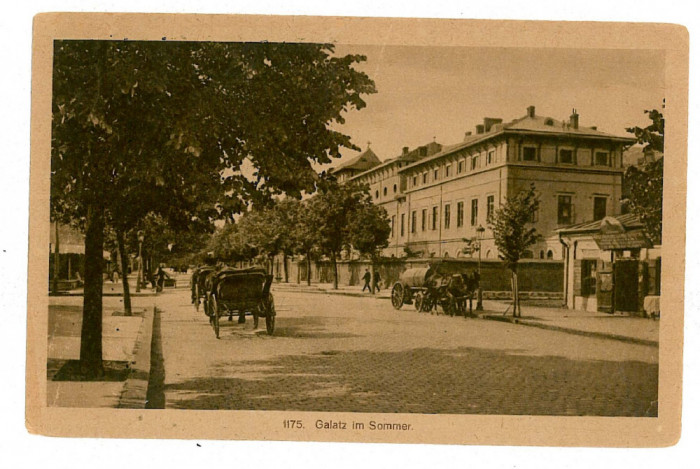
[
  {"x1": 191, "y1": 266, "x2": 216, "y2": 312},
  {"x1": 206, "y1": 267, "x2": 276, "y2": 339},
  {"x1": 390, "y1": 264, "x2": 479, "y2": 316}
]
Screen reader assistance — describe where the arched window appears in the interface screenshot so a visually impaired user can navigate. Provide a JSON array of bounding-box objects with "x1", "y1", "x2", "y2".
[
  {"x1": 375, "y1": 190, "x2": 379, "y2": 199},
  {"x1": 393, "y1": 184, "x2": 397, "y2": 193},
  {"x1": 485, "y1": 250, "x2": 492, "y2": 259},
  {"x1": 547, "y1": 250, "x2": 554, "y2": 260},
  {"x1": 444, "y1": 252, "x2": 450, "y2": 258},
  {"x1": 539, "y1": 250, "x2": 545, "y2": 259},
  {"x1": 383, "y1": 187, "x2": 388, "y2": 196}
]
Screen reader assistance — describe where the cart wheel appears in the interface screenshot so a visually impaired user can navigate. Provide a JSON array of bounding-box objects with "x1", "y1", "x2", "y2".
[
  {"x1": 265, "y1": 294, "x2": 276, "y2": 335},
  {"x1": 391, "y1": 283, "x2": 404, "y2": 310},
  {"x1": 414, "y1": 292, "x2": 425, "y2": 312},
  {"x1": 211, "y1": 295, "x2": 220, "y2": 339},
  {"x1": 194, "y1": 284, "x2": 200, "y2": 312}
]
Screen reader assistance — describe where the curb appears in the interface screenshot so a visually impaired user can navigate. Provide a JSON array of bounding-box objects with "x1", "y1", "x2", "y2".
[
  {"x1": 117, "y1": 305, "x2": 156, "y2": 408},
  {"x1": 481, "y1": 314, "x2": 659, "y2": 347},
  {"x1": 273, "y1": 286, "x2": 390, "y2": 300}
]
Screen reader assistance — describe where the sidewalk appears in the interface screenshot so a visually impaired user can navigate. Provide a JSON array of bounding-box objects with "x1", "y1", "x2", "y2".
[
  {"x1": 272, "y1": 282, "x2": 659, "y2": 346},
  {"x1": 47, "y1": 288, "x2": 157, "y2": 408}
]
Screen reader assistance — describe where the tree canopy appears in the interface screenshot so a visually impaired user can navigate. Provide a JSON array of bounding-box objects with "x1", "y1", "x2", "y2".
[
  {"x1": 624, "y1": 109, "x2": 664, "y2": 244},
  {"x1": 50, "y1": 40, "x2": 376, "y2": 376}
]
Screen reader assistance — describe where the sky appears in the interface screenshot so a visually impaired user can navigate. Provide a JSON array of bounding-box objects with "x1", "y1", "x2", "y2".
[{"x1": 327, "y1": 45, "x2": 666, "y2": 166}]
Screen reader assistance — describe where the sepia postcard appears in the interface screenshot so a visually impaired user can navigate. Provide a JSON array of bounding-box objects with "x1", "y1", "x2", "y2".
[{"x1": 27, "y1": 13, "x2": 688, "y2": 446}]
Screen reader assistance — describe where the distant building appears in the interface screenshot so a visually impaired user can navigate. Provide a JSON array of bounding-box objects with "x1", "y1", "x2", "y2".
[
  {"x1": 345, "y1": 106, "x2": 636, "y2": 260},
  {"x1": 329, "y1": 146, "x2": 382, "y2": 183}
]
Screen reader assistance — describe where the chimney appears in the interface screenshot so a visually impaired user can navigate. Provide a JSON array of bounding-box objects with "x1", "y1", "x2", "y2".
[
  {"x1": 527, "y1": 105, "x2": 536, "y2": 118},
  {"x1": 569, "y1": 108, "x2": 579, "y2": 129},
  {"x1": 476, "y1": 124, "x2": 485, "y2": 134},
  {"x1": 463, "y1": 131, "x2": 472, "y2": 141},
  {"x1": 402, "y1": 146, "x2": 409, "y2": 156},
  {"x1": 483, "y1": 117, "x2": 503, "y2": 133}
]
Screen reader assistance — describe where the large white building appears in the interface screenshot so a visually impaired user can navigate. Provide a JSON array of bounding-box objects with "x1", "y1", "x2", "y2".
[{"x1": 334, "y1": 106, "x2": 636, "y2": 260}]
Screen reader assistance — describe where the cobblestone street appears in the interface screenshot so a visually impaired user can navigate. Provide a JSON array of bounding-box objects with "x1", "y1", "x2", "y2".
[{"x1": 154, "y1": 283, "x2": 658, "y2": 416}]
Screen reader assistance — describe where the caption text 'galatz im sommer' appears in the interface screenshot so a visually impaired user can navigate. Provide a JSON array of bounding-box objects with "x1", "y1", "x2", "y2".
[{"x1": 283, "y1": 419, "x2": 413, "y2": 431}]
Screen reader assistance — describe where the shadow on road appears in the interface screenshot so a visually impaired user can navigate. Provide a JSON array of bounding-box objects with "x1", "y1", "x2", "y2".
[{"x1": 162, "y1": 346, "x2": 658, "y2": 416}]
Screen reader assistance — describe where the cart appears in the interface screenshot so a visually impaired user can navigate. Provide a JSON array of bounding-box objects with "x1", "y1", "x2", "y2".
[
  {"x1": 207, "y1": 267, "x2": 276, "y2": 339},
  {"x1": 390, "y1": 264, "x2": 478, "y2": 316},
  {"x1": 191, "y1": 266, "x2": 216, "y2": 313}
]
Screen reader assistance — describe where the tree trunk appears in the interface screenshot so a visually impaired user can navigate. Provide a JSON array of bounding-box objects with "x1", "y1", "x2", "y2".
[
  {"x1": 52, "y1": 221, "x2": 60, "y2": 295},
  {"x1": 283, "y1": 253, "x2": 289, "y2": 283},
  {"x1": 511, "y1": 269, "x2": 517, "y2": 318},
  {"x1": 79, "y1": 204, "x2": 105, "y2": 378},
  {"x1": 331, "y1": 252, "x2": 338, "y2": 290},
  {"x1": 115, "y1": 229, "x2": 132, "y2": 316},
  {"x1": 306, "y1": 252, "x2": 312, "y2": 286}
]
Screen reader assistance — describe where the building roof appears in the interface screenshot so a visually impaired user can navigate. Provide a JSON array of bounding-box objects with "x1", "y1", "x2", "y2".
[
  {"x1": 399, "y1": 107, "x2": 636, "y2": 173},
  {"x1": 330, "y1": 147, "x2": 381, "y2": 174},
  {"x1": 557, "y1": 214, "x2": 653, "y2": 250},
  {"x1": 348, "y1": 142, "x2": 443, "y2": 182},
  {"x1": 556, "y1": 213, "x2": 643, "y2": 235}
]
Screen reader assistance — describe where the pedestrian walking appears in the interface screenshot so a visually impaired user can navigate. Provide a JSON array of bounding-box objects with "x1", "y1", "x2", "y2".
[
  {"x1": 156, "y1": 264, "x2": 170, "y2": 292},
  {"x1": 362, "y1": 268, "x2": 371, "y2": 292},
  {"x1": 372, "y1": 270, "x2": 382, "y2": 293}
]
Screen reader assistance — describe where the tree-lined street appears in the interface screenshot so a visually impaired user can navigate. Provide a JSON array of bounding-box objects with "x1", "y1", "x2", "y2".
[{"x1": 149, "y1": 279, "x2": 658, "y2": 416}]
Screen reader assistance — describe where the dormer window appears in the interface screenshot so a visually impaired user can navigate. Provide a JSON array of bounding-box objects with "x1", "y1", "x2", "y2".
[
  {"x1": 545, "y1": 118, "x2": 554, "y2": 126},
  {"x1": 523, "y1": 147, "x2": 537, "y2": 161},
  {"x1": 559, "y1": 149, "x2": 574, "y2": 164},
  {"x1": 595, "y1": 151, "x2": 610, "y2": 166}
]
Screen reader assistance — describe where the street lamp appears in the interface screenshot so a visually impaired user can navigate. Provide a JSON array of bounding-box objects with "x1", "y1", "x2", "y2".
[
  {"x1": 135, "y1": 230, "x2": 145, "y2": 293},
  {"x1": 476, "y1": 224, "x2": 485, "y2": 311}
]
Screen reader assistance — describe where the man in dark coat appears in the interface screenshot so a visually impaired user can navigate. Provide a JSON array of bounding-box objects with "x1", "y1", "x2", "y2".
[
  {"x1": 372, "y1": 270, "x2": 382, "y2": 293},
  {"x1": 362, "y1": 269, "x2": 371, "y2": 292}
]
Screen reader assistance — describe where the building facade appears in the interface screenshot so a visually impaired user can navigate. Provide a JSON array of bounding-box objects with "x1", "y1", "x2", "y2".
[
  {"x1": 344, "y1": 106, "x2": 636, "y2": 261},
  {"x1": 558, "y1": 214, "x2": 661, "y2": 314}
]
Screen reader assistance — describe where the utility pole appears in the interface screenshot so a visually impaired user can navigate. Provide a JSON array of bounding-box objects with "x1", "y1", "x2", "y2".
[
  {"x1": 136, "y1": 230, "x2": 144, "y2": 293},
  {"x1": 476, "y1": 224, "x2": 485, "y2": 311}
]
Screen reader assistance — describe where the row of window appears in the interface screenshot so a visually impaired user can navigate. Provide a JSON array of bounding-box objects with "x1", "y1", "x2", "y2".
[
  {"x1": 409, "y1": 150, "x2": 497, "y2": 189},
  {"x1": 390, "y1": 194, "x2": 609, "y2": 238},
  {"x1": 522, "y1": 147, "x2": 611, "y2": 166},
  {"x1": 391, "y1": 196, "x2": 496, "y2": 238},
  {"x1": 557, "y1": 195, "x2": 607, "y2": 225},
  {"x1": 374, "y1": 183, "x2": 398, "y2": 200}
]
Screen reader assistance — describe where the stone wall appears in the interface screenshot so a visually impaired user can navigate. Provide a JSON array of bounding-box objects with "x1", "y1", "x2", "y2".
[{"x1": 286, "y1": 257, "x2": 563, "y2": 294}]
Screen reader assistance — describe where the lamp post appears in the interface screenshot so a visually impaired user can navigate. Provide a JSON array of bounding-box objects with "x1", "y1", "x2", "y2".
[
  {"x1": 135, "y1": 230, "x2": 144, "y2": 293},
  {"x1": 476, "y1": 224, "x2": 485, "y2": 311}
]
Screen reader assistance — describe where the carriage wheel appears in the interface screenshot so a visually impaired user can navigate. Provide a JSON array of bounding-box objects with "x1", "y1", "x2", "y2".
[
  {"x1": 210, "y1": 295, "x2": 220, "y2": 339},
  {"x1": 414, "y1": 292, "x2": 425, "y2": 312},
  {"x1": 391, "y1": 283, "x2": 404, "y2": 310},
  {"x1": 265, "y1": 294, "x2": 276, "y2": 335}
]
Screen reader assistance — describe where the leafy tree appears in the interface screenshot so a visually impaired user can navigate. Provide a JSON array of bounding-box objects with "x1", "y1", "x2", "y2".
[
  {"x1": 488, "y1": 184, "x2": 540, "y2": 317},
  {"x1": 307, "y1": 177, "x2": 366, "y2": 289},
  {"x1": 288, "y1": 199, "x2": 321, "y2": 286},
  {"x1": 272, "y1": 198, "x2": 305, "y2": 282},
  {"x1": 51, "y1": 40, "x2": 375, "y2": 377},
  {"x1": 346, "y1": 197, "x2": 391, "y2": 293},
  {"x1": 624, "y1": 109, "x2": 664, "y2": 244}
]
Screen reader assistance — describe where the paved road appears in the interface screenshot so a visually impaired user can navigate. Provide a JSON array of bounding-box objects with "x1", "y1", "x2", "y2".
[{"x1": 153, "y1": 283, "x2": 658, "y2": 416}]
